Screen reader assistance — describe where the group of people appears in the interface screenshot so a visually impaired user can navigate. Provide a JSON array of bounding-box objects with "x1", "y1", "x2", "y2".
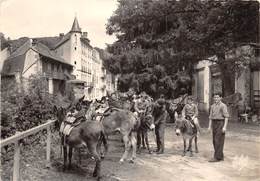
[
  {"x1": 99, "y1": 90, "x2": 229, "y2": 162},
  {"x1": 130, "y1": 91, "x2": 229, "y2": 162}
]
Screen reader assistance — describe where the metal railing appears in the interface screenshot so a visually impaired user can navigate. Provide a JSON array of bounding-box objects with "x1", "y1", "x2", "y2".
[{"x1": 0, "y1": 119, "x2": 56, "y2": 181}]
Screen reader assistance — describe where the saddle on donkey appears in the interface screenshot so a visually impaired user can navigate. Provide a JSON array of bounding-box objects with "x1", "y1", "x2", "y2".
[{"x1": 59, "y1": 110, "x2": 86, "y2": 136}]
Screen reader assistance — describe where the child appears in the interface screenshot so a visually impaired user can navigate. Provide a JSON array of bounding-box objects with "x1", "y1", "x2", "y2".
[{"x1": 182, "y1": 96, "x2": 201, "y2": 133}]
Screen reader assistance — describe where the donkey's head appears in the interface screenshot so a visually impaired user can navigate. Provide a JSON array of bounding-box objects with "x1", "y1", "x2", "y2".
[
  {"x1": 53, "y1": 105, "x2": 67, "y2": 129},
  {"x1": 174, "y1": 113, "x2": 187, "y2": 136},
  {"x1": 84, "y1": 100, "x2": 101, "y2": 120},
  {"x1": 67, "y1": 96, "x2": 85, "y2": 113},
  {"x1": 142, "y1": 114, "x2": 155, "y2": 130}
]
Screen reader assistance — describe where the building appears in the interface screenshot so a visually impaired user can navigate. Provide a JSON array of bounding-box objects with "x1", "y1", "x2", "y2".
[
  {"x1": 43, "y1": 17, "x2": 116, "y2": 100},
  {"x1": 193, "y1": 44, "x2": 260, "y2": 120},
  {"x1": 0, "y1": 47, "x2": 10, "y2": 72},
  {"x1": 1, "y1": 17, "x2": 117, "y2": 100},
  {"x1": 1, "y1": 39, "x2": 73, "y2": 95},
  {"x1": 95, "y1": 47, "x2": 117, "y2": 97}
]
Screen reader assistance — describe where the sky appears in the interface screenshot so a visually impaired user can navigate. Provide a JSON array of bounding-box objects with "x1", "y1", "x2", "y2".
[{"x1": 0, "y1": 0, "x2": 118, "y2": 48}]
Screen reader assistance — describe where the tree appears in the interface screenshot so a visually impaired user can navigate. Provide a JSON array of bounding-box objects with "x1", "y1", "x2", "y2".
[
  {"x1": 0, "y1": 32, "x2": 8, "y2": 50},
  {"x1": 105, "y1": 0, "x2": 259, "y2": 97},
  {"x1": 189, "y1": 0, "x2": 259, "y2": 96}
]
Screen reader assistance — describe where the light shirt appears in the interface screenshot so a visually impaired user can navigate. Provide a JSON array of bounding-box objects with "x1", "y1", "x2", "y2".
[
  {"x1": 209, "y1": 101, "x2": 229, "y2": 120},
  {"x1": 182, "y1": 103, "x2": 198, "y2": 118}
]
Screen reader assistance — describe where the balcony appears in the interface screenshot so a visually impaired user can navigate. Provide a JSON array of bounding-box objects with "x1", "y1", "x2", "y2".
[{"x1": 43, "y1": 71, "x2": 65, "y2": 80}]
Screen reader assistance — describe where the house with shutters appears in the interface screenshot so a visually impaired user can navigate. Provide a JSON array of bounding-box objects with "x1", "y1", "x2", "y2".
[
  {"x1": 192, "y1": 44, "x2": 260, "y2": 121},
  {"x1": 1, "y1": 38, "x2": 73, "y2": 95}
]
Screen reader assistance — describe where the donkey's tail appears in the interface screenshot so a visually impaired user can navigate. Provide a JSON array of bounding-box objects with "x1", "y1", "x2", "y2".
[{"x1": 101, "y1": 130, "x2": 108, "y2": 154}]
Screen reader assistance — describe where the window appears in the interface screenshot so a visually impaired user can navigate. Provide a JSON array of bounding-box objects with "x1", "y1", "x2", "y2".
[
  {"x1": 74, "y1": 61, "x2": 77, "y2": 65},
  {"x1": 75, "y1": 47, "x2": 77, "y2": 51},
  {"x1": 252, "y1": 70, "x2": 260, "y2": 108},
  {"x1": 75, "y1": 34, "x2": 77, "y2": 45}
]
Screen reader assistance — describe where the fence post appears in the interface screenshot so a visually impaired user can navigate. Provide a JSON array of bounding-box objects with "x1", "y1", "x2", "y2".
[
  {"x1": 13, "y1": 140, "x2": 21, "y2": 181},
  {"x1": 46, "y1": 120, "x2": 51, "y2": 168}
]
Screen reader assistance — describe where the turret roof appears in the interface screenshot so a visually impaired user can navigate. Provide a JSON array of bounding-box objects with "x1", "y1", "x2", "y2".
[{"x1": 70, "y1": 17, "x2": 81, "y2": 33}]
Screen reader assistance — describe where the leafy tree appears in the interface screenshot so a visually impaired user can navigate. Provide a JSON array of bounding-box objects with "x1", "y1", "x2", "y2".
[
  {"x1": 0, "y1": 32, "x2": 9, "y2": 50},
  {"x1": 188, "y1": 0, "x2": 259, "y2": 96},
  {"x1": 105, "y1": 0, "x2": 259, "y2": 97}
]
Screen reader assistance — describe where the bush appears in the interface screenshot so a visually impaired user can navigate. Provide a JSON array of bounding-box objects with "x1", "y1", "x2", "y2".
[{"x1": 1, "y1": 74, "x2": 70, "y2": 139}]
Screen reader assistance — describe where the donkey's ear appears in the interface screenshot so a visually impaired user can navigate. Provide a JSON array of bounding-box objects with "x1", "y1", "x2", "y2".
[
  {"x1": 67, "y1": 103, "x2": 72, "y2": 110},
  {"x1": 53, "y1": 105, "x2": 58, "y2": 114},
  {"x1": 174, "y1": 112, "x2": 179, "y2": 121},
  {"x1": 79, "y1": 95, "x2": 85, "y2": 102},
  {"x1": 61, "y1": 107, "x2": 67, "y2": 115},
  {"x1": 96, "y1": 99, "x2": 102, "y2": 103}
]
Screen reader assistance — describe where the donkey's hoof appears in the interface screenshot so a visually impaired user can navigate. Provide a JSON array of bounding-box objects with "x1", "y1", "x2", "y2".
[
  {"x1": 182, "y1": 152, "x2": 186, "y2": 157},
  {"x1": 129, "y1": 159, "x2": 134, "y2": 164},
  {"x1": 195, "y1": 149, "x2": 199, "y2": 153},
  {"x1": 93, "y1": 171, "x2": 97, "y2": 177},
  {"x1": 101, "y1": 154, "x2": 105, "y2": 160},
  {"x1": 189, "y1": 153, "x2": 193, "y2": 157}
]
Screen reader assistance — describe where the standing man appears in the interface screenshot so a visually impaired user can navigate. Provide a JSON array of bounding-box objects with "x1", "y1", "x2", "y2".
[
  {"x1": 154, "y1": 95, "x2": 168, "y2": 154},
  {"x1": 208, "y1": 93, "x2": 229, "y2": 162}
]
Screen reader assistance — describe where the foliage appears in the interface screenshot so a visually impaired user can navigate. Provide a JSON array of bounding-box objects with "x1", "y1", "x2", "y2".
[
  {"x1": 1, "y1": 74, "x2": 70, "y2": 139},
  {"x1": 0, "y1": 33, "x2": 29, "y2": 52},
  {"x1": 105, "y1": 0, "x2": 259, "y2": 97}
]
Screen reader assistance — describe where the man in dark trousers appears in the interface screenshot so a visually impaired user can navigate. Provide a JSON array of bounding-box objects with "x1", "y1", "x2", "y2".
[
  {"x1": 208, "y1": 92, "x2": 229, "y2": 162},
  {"x1": 154, "y1": 95, "x2": 168, "y2": 154}
]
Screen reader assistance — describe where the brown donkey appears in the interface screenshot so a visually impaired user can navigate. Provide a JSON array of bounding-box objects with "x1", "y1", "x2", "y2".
[
  {"x1": 91, "y1": 99, "x2": 154, "y2": 163},
  {"x1": 175, "y1": 114, "x2": 198, "y2": 157},
  {"x1": 89, "y1": 100, "x2": 140, "y2": 163},
  {"x1": 54, "y1": 105, "x2": 107, "y2": 181},
  {"x1": 102, "y1": 109, "x2": 140, "y2": 163}
]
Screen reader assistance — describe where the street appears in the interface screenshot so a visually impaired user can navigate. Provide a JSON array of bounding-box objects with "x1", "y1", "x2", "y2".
[{"x1": 8, "y1": 117, "x2": 259, "y2": 181}]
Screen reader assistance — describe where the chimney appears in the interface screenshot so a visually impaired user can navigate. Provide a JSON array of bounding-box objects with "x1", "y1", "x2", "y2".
[
  {"x1": 59, "y1": 33, "x2": 64, "y2": 37},
  {"x1": 83, "y1": 32, "x2": 88, "y2": 38},
  {"x1": 29, "y1": 38, "x2": 33, "y2": 47},
  {"x1": 32, "y1": 39, "x2": 37, "y2": 46}
]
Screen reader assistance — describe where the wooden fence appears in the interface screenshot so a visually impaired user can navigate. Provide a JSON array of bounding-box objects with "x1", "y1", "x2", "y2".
[{"x1": 0, "y1": 119, "x2": 56, "y2": 181}]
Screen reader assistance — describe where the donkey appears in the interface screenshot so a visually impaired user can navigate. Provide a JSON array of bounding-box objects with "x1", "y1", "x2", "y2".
[
  {"x1": 88, "y1": 100, "x2": 144, "y2": 163},
  {"x1": 54, "y1": 103, "x2": 108, "y2": 180},
  {"x1": 175, "y1": 114, "x2": 198, "y2": 157},
  {"x1": 103, "y1": 110, "x2": 140, "y2": 163},
  {"x1": 136, "y1": 99, "x2": 155, "y2": 154},
  {"x1": 137, "y1": 113, "x2": 155, "y2": 154}
]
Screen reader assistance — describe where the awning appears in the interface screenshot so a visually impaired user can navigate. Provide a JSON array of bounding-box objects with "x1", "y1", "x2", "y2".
[
  {"x1": 66, "y1": 79, "x2": 86, "y2": 84},
  {"x1": 64, "y1": 72, "x2": 75, "y2": 80}
]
